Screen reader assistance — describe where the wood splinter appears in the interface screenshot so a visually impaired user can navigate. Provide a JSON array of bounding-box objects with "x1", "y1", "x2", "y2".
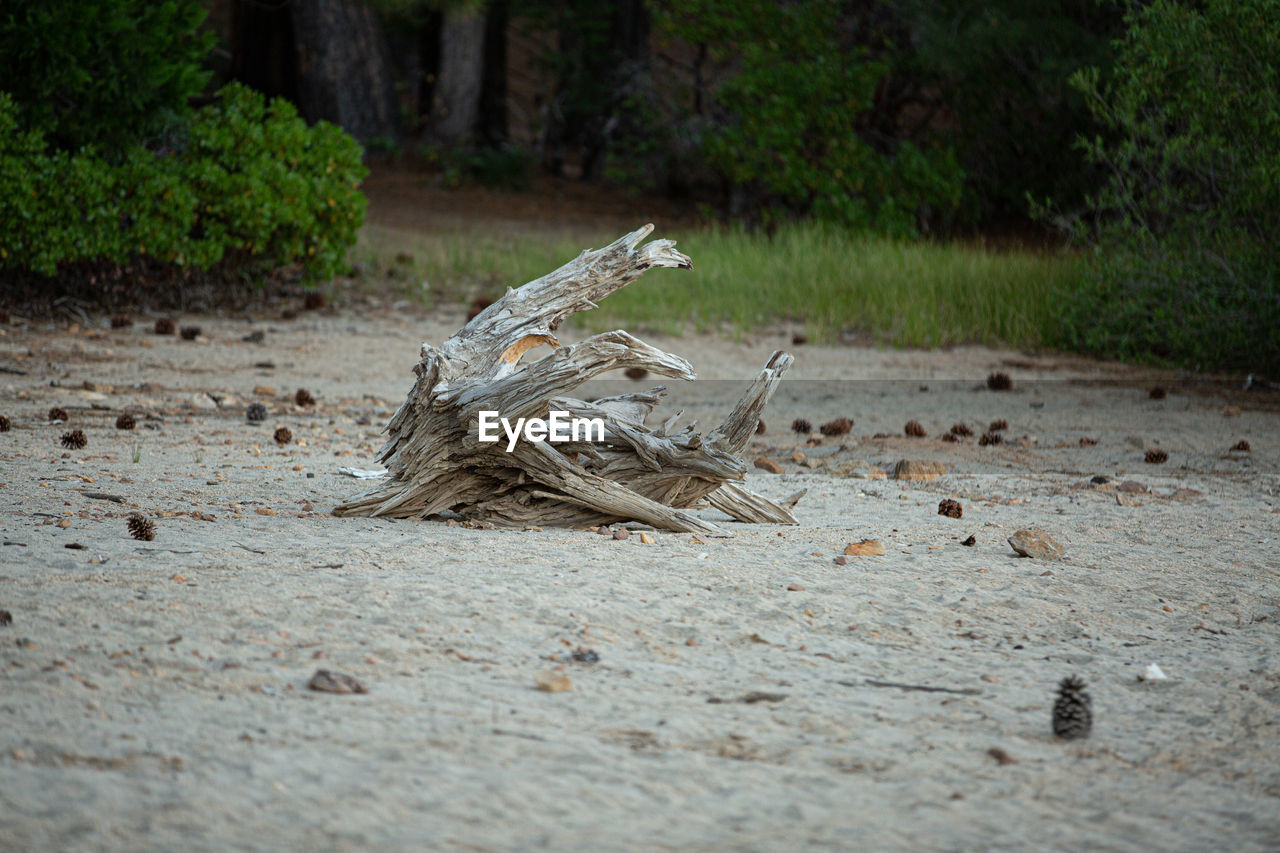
[{"x1": 333, "y1": 224, "x2": 799, "y2": 534}]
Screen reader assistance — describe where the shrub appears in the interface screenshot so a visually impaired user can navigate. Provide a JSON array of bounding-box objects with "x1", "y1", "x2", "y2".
[
  {"x1": 654, "y1": 0, "x2": 963, "y2": 236},
  {"x1": 0, "y1": 84, "x2": 367, "y2": 286},
  {"x1": 1050, "y1": 0, "x2": 1280, "y2": 371},
  {"x1": 0, "y1": 0, "x2": 213, "y2": 159}
]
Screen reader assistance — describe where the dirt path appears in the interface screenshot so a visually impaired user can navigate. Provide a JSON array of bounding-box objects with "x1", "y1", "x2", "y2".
[{"x1": 1, "y1": 304, "x2": 1278, "y2": 851}]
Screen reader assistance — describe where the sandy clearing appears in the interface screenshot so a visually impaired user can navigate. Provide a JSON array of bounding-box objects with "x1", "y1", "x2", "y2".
[{"x1": 1, "y1": 307, "x2": 1278, "y2": 851}]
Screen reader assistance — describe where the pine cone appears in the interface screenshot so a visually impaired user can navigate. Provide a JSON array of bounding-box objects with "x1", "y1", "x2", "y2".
[
  {"x1": 304, "y1": 292, "x2": 326, "y2": 311},
  {"x1": 1078, "y1": 437, "x2": 1098, "y2": 447},
  {"x1": 1148, "y1": 386, "x2": 1166, "y2": 399},
  {"x1": 792, "y1": 418, "x2": 812, "y2": 434},
  {"x1": 623, "y1": 367, "x2": 649, "y2": 381},
  {"x1": 755, "y1": 420, "x2": 766, "y2": 435},
  {"x1": 127, "y1": 513, "x2": 156, "y2": 541},
  {"x1": 274, "y1": 426, "x2": 293, "y2": 446},
  {"x1": 941, "y1": 432, "x2": 959, "y2": 443},
  {"x1": 978, "y1": 431, "x2": 1003, "y2": 446},
  {"x1": 938, "y1": 499, "x2": 963, "y2": 519},
  {"x1": 950, "y1": 423, "x2": 973, "y2": 437},
  {"x1": 986, "y1": 372, "x2": 1013, "y2": 391},
  {"x1": 1230, "y1": 439, "x2": 1250, "y2": 452},
  {"x1": 246, "y1": 402, "x2": 268, "y2": 422},
  {"x1": 1144, "y1": 449, "x2": 1168, "y2": 464},
  {"x1": 1052, "y1": 675, "x2": 1092, "y2": 740},
  {"x1": 180, "y1": 325, "x2": 202, "y2": 341},
  {"x1": 820, "y1": 417, "x2": 852, "y2": 436},
  {"x1": 989, "y1": 419, "x2": 1008, "y2": 432},
  {"x1": 904, "y1": 420, "x2": 926, "y2": 437},
  {"x1": 115, "y1": 413, "x2": 136, "y2": 430},
  {"x1": 110, "y1": 314, "x2": 133, "y2": 328},
  {"x1": 0, "y1": 414, "x2": 10, "y2": 432},
  {"x1": 154, "y1": 317, "x2": 176, "y2": 335},
  {"x1": 48, "y1": 407, "x2": 69, "y2": 423},
  {"x1": 60, "y1": 429, "x2": 87, "y2": 449},
  {"x1": 294, "y1": 388, "x2": 315, "y2": 407}
]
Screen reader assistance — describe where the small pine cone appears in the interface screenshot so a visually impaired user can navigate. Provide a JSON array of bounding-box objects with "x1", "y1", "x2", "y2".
[
  {"x1": 623, "y1": 367, "x2": 649, "y2": 381},
  {"x1": 904, "y1": 420, "x2": 926, "y2": 437},
  {"x1": 755, "y1": 420, "x2": 766, "y2": 435},
  {"x1": 938, "y1": 498, "x2": 963, "y2": 519},
  {"x1": 989, "y1": 419, "x2": 1008, "y2": 432},
  {"x1": 110, "y1": 314, "x2": 133, "y2": 328},
  {"x1": 274, "y1": 426, "x2": 293, "y2": 446},
  {"x1": 48, "y1": 407, "x2": 69, "y2": 423},
  {"x1": 0, "y1": 414, "x2": 10, "y2": 432},
  {"x1": 61, "y1": 429, "x2": 87, "y2": 449},
  {"x1": 820, "y1": 417, "x2": 852, "y2": 436},
  {"x1": 1230, "y1": 439, "x2": 1250, "y2": 452},
  {"x1": 115, "y1": 413, "x2": 136, "y2": 430},
  {"x1": 950, "y1": 423, "x2": 973, "y2": 437},
  {"x1": 1079, "y1": 437, "x2": 1098, "y2": 447},
  {"x1": 791, "y1": 332, "x2": 809, "y2": 345},
  {"x1": 180, "y1": 325, "x2": 202, "y2": 341},
  {"x1": 154, "y1": 317, "x2": 176, "y2": 335},
  {"x1": 304, "y1": 292, "x2": 326, "y2": 311},
  {"x1": 1144, "y1": 449, "x2": 1168, "y2": 464},
  {"x1": 941, "y1": 432, "x2": 958, "y2": 443},
  {"x1": 1052, "y1": 675, "x2": 1092, "y2": 740},
  {"x1": 1148, "y1": 386, "x2": 1166, "y2": 400},
  {"x1": 978, "y1": 431, "x2": 1003, "y2": 446},
  {"x1": 127, "y1": 513, "x2": 156, "y2": 541},
  {"x1": 987, "y1": 372, "x2": 1013, "y2": 391},
  {"x1": 294, "y1": 388, "x2": 316, "y2": 407},
  {"x1": 792, "y1": 418, "x2": 812, "y2": 435},
  {"x1": 246, "y1": 402, "x2": 268, "y2": 422}
]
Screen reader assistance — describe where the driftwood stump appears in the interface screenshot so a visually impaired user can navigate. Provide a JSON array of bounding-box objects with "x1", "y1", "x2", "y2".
[{"x1": 333, "y1": 224, "x2": 798, "y2": 534}]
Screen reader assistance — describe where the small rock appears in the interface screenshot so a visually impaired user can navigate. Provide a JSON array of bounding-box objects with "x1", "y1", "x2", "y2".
[
  {"x1": 57, "y1": 518, "x2": 73, "y2": 529},
  {"x1": 961, "y1": 535, "x2": 976, "y2": 547},
  {"x1": 253, "y1": 385, "x2": 276, "y2": 396},
  {"x1": 893, "y1": 460, "x2": 946, "y2": 481},
  {"x1": 1008, "y1": 529, "x2": 1065, "y2": 560},
  {"x1": 1116, "y1": 492, "x2": 1143, "y2": 507},
  {"x1": 308, "y1": 669, "x2": 369, "y2": 694},
  {"x1": 754, "y1": 456, "x2": 783, "y2": 474},
  {"x1": 791, "y1": 451, "x2": 806, "y2": 464},
  {"x1": 786, "y1": 583, "x2": 806, "y2": 591},
  {"x1": 843, "y1": 539, "x2": 886, "y2": 557},
  {"x1": 987, "y1": 747, "x2": 1018, "y2": 765},
  {"x1": 1117, "y1": 480, "x2": 1147, "y2": 493},
  {"x1": 834, "y1": 556, "x2": 850, "y2": 565},
  {"x1": 536, "y1": 671, "x2": 572, "y2": 692},
  {"x1": 187, "y1": 393, "x2": 217, "y2": 410},
  {"x1": 612, "y1": 529, "x2": 629, "y2": 540}
]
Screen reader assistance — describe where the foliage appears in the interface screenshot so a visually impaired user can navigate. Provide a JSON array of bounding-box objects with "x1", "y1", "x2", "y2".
[
  {"x1": 0, "y1": 84, "x2": 367, "y2": 284},
  {"x1": 901, "y1": 1, "x2": 1122, "y2": 224},
  {"x1": 0, "y1": 0, "x2": 214, "y2": 159},
  {"x1": 653, "y1": 0, "x2": 963, "y2": 236},
  {"x1": 1049, "y1": 0, "x2": 1280, "y2": 371}
]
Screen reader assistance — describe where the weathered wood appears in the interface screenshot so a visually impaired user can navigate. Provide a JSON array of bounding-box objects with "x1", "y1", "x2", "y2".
[{"x1": 333, "y1": 224, "x2": 798, "y2": 534}]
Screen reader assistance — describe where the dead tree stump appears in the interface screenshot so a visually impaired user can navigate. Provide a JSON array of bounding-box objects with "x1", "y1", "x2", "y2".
[{"x1": 333, "y1": 224, "x2": 798, "y2": 534}]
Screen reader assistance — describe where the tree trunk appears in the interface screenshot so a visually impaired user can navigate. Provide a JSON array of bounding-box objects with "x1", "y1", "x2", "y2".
[
  {"x1": 333, "y1": 225, "x2": 799, "y2": 534},
  {"x1": 290, "y1": 0, "x2": 398, "y2": 143},
  {"x1": 430, "y1": 6, "x2": 487, "y2": 147}
]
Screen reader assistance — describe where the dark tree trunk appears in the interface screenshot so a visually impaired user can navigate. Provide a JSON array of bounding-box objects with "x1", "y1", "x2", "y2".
[
  {"x1": 290, "y1": 0, "x2": 398, "y2": 143},
  {"x1": 230, "y1": 0, "x2": 299, "y2": 104},
  {"x1": 429, "y1": 6, "x2": 486, "y2": 147},
  {"x1": 477, "y1": 0, "x2": 509, "y2": 147}
]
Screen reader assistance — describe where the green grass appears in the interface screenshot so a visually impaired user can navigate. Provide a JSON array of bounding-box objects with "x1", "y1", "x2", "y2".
[{"x1": 354, "y1": 223, "x2": 1085, "y2": 350}]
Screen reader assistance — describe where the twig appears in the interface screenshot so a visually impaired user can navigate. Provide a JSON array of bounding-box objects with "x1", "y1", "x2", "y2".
[
  {"x1": 233, "y1": 542, "x2": 266, "y2": 554},
  {"x1": 80, "y1": 492, "x2": 126, "y2": 504},
  {"x1": 848, "y1": 680, "x2": 982, "y2": 696}
]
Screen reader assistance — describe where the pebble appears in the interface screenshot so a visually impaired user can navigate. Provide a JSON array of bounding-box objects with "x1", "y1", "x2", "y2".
[
  {"x1": 612, "y1": 529, "x2": 629, "y2": 540},
  {"x1": 892, "y1": 459, "x2": 946, "y2": 481},
  {"x1": 1008, "y1": 529, "x2": 1065, "y2": 560},
  {"x1": 307, "y1": 669, "x2": 369, "y2": 694},
  {"x1": 754, "y1": 456, "x2": 783, "y2": 474},
  {"x1": 834, "y1": 556, "x2": 850, "y2": 565},
  {"x1": 786, "y1": 583, "x2": 806, "y2": 591},
  {"x1": 535, "y1": 671, "x2": 572, "y2": 692},
  {"x1": 843, "y1": 539, "x2": 886, "y2": 557},
  {"x1": 1117, "y1": 480, "x2": 1147, "y2": 493}
]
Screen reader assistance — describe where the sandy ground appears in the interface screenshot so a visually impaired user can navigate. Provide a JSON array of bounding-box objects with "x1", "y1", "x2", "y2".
[{"x1": 1, "y1": 299, "x2": 1278, "y2": 852}]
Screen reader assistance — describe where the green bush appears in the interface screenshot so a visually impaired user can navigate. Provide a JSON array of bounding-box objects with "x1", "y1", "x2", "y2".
[
  {"x1": 0, "y1": 84, "x2": 368, "y2": 284},
  {"x1": 654, "y1": 0, "x2": 963, "y2": 236},
  {"x1": 0, "y1": 0, "x2": 213, "y2": 159},
  {"x1": 1050, "y1": 0, "x2": 1280, "y2": 371}
]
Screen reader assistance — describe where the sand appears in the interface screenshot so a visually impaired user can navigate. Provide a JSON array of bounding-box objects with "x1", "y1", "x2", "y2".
[{"x1": 1, "y1": 304, "x2": 1278, "y2": 851}]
